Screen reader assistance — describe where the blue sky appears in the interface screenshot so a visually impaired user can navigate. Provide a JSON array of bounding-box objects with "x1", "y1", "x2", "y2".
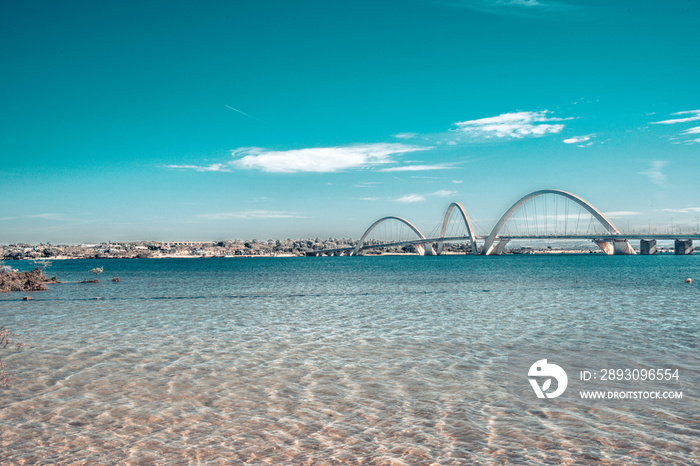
[{"x1": 2, "y1": 0, "x2": 699, "y2": 243}]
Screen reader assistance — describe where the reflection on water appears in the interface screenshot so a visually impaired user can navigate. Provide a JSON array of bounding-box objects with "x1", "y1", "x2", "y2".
[{"x1": 1, "y1": 256, "x2": 698, "y2": 463}]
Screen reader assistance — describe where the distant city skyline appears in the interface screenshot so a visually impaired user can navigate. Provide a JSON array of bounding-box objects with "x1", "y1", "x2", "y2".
[{"x1": 2, "y1": 1, "x2": 699, "y2": 243}]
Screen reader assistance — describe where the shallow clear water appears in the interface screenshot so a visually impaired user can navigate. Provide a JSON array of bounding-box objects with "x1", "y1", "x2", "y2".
[{"x1": 1, "y1": 256, "x2": 698, "y2": 464}]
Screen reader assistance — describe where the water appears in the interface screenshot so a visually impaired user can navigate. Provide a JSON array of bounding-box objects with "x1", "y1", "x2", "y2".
[{"x1": 1, "y1": 256, "x2": 698, "y2": 464}]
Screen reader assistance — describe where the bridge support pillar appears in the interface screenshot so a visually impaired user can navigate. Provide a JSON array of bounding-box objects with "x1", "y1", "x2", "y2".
[
  {"x1": 675, "y1": 239, "x2": 693, "y2": 255},
  {"x1": 594, "y1": 239, "x2": 635, "y2": 255},
  {"x1": 640, "y1": 239, "x2": 657, "y2": 255},
  {"x1": 489, "y1": 239, "x2": 510, "y2": 255},
  {"x1": 594, "y1": 240, "x2": 614, "y2": 255},
  {"x1": 414, "y1": 243, "x2": 435, "y2": 256},
  {"x1": 614, "y1": 240, "x2": 636, "y2": 255}
]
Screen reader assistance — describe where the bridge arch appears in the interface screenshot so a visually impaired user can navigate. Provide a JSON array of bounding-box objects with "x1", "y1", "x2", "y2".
[
  {"x1": 436, "y1": 202, "x2": 478, "y2": 255},
  {"x1": 353, "y1": 216, "x2": 427, "y2": 256},
  {"x1": 481, "y1": 189, "x2": 622, "y2": 255}
]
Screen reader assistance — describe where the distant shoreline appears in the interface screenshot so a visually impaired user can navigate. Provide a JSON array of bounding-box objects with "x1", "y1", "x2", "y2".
[
  {"x1": 3, "y1": 250, "x2": 693, "y2": 260},
  {"x1": 2, "y1": 240, "x2": 692, "y2": 261}
]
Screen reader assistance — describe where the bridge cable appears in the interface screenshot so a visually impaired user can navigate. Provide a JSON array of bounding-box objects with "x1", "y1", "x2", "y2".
[
  {"x1": 576, "y1": 206, "x2": 581, "y2": 234},
  {"x1": 524, "y1": 201, "x2": 529, "y2": 236},
  {"x1": 553, "y1": 194, "x2": 556, "y2": 235},
  {"x1": 544, "y1": 194, "x2": 548, "y2": 235}
]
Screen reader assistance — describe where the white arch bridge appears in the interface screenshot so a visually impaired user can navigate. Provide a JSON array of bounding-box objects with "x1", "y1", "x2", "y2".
[{"x1": 308, "y1": 189, "x2": 699, "y2": 256}]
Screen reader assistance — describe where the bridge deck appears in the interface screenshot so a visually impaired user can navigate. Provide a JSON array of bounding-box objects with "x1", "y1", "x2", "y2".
[{"x1": 308, "y1": 234, "x2": 700, "y2": 255}]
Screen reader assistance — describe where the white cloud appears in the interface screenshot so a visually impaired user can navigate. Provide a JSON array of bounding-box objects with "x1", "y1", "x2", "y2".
[
  {"x1": 452, "y1": 180, "x2": 463, "y2": 184},
  {"x1": 637, "y1": 160, "x2": 668, "y2": 186},
  {"x1": 432, "y1": 190, "x2": 457, "y2": 197},
  {"x1": 448, "y1": 0, "x2": 571, "y2": 15},
  {"x1": 392, "y1": 132, "x2": 417, "y2": 139},
  {"x1": 662, "y1": 207, "x2": 700, "y2": 214},
  {"x1": 453, "y1": 111, "x2": 566, "y2": 139},
  {"x1": 25, "y1": 213, "x2": 68, "y2": 220},
  {"x1": 652, "y1": 111, "x2": 700, "y2": 144},
  {"x1": 651, "y1": 110, "x2": 700, "y2": 125},
  {"x1": 507, "y1": 0, "x2": 541, "y2": 5},
  {"x1": 232, "y1": 143, "x2": 430, "y2": 173},
  {"x1": 563, "y1": 135, "x2": 593, "y2": 144},
  {"x1": 167, "y1": 163, "x2": 231, "y2": 172},
  {"x1": 380, "y1": 164, "x2": 454, "y2": 172},
  {"x1": 395, "y1": 194, "x2": 426, "y2": 203},
  {"x1": 603, "y1": 211, "x2": 641, "y2": 219},
  {"x1": 198, "y1": 210, "x2": 308, "y2": 220},
  {"x1": 359, "y1": 197, "x2": 380, "y2": 201},
  {"x1": 170, "y1": 143, "x2": 431, "y2": 174}
]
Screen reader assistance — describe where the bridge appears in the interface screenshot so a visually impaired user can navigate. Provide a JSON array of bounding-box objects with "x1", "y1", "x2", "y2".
[{"x1": 308, "y1": 189, "x2": 699, "y2": 256}]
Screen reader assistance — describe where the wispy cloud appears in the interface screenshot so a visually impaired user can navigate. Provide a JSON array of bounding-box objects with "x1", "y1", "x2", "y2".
[
  {"x1": 603, "y1": 211, "x2": 641, "y2": 219},
  {"x1": 446, "y1": 0, "x2": 572, "y2": 15},
  {"x1": 638, "y1": 160, "x2": 668, "y2": 186},
  {"x1": 563, "y1": 134, "x2": 595, "y2": 147},
  {"x1": 354, "y1": 181, "x2": 382, "y2": 188},
  {"x1": 563, "y1": 135, "x2": 590, "y2": 144},
  {"x1": 651, "y1": 110, "x2": 700, "y2": 145},
  {"x1": 4, "y1": 213, "x2": 85, "y2": 222},
  {"x1": 432, "y1": 190, "x2": 457, "y2": 197},
  {"x1": 359, "y1": 197, "x2": 380, "y2": 201},
  {"x1": 198, "y1": 210, "x2": 309, "y2": 220},
  {"x1": 392, "y1": 132, "x2": 417, "y2": 139},
  {"x1": 662, "y1": 207, "x2": 700, "y2": 214},
  {"x1": 452, "y1": 111, "x2": 566, "y2": 139},
  {"x1": 380, "y1": 163, "x2": 455, "y2": 172},
  {"x1": 25, "y1": 213, "x2": 68, "y2": 220},
  {"x1": 395, "y1": 194, "x2": 426, "y2": 203},
  {"x1": 168, "y1": 163, "x2": 231, "y2": 172},
  {"x1": 652, "y1": 110, "x2": 700, "y2": 125},
  {"x1": 392, "y1": 190, "x2": 456, "y2": 203}
]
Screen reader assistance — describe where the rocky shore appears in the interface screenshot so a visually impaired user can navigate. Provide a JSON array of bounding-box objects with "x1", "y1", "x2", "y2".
[{"x1": 0, "y1": 267, "x2": 59, "y2": 293}]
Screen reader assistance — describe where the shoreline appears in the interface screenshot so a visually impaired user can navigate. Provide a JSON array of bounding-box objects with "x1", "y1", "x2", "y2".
[{"x1": 3, "y1": 250, "x2": 692, "y2": 260}]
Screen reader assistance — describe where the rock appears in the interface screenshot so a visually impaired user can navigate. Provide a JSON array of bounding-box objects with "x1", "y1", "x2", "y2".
[{"x1": 0, "y1": 267, "x2": 51, "y2": 292}]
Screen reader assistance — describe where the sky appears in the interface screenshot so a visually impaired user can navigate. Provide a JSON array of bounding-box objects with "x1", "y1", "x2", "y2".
[{"x1": 1, "y1": 0, "x2": 699, "y2": 243}]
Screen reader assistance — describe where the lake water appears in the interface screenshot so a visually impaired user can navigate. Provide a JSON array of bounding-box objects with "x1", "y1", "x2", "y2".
[{"x1": 1, "y1": 256, "x2": 698, "y2": 464}]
